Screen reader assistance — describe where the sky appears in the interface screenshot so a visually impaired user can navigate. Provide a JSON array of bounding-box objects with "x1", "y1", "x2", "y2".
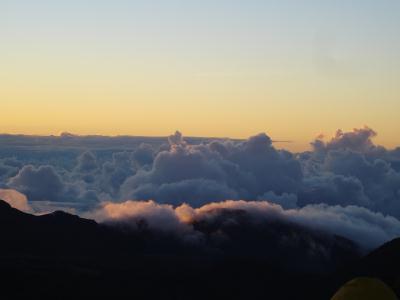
[{"x1": 1, "y1": 0, "x2": 399, "y2": 151}]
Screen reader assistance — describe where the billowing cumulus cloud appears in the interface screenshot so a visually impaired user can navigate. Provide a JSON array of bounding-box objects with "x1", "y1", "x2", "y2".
[
  {"x1": 299, "y1": 174, "x2": 370, "y2": 207},
  {"x1": 313, "y1": 127, "x2": 378, "y2": 153},
  {"x1": 76, "y1": 151, "x2": 98, "y2": 174},
  {"x1": 91, "y1": 200, "x2": 190, "y2": 233},
  {"x1": 300, "y1": 128, "x2": 400, "y2": 217},
  {"x1": 7, "y1": 164, "x2": 98, "y2": 207},
  {"x1": 121, "y1": 132, "x2": 302, "y2": 205},
  {"x1": 126, "y1": 179, "x2": 238, "y2": 207},
  {"x1": 132, "y1": 143, "x2": 155, "y2": 166},
  {"x1": 8, "y1": 165, "x2": 66, "y2": 201},
  {"x1": 0, "y1": 127, "x2": 400, "y2": 249},
  {"x1": 89, "y1": 199, "x2": 400, "y2": 250},
  {"x1": 98, "y1": 151, "x2": 136, "y2": 197},
  {"x1": 0, "y1": 188, "x2": 32, "y2": 213},
  {"x1": 0, "y1": 158, "x2": 21, "y2": 184}
]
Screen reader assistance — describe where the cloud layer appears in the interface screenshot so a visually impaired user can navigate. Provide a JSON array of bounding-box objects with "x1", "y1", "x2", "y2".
[
  {"x1": 89, "y1": 199, "x2": 400, "y2": 250},
  {"x1": 0, "y1": 127, "x2": 399, "y2": 249}
]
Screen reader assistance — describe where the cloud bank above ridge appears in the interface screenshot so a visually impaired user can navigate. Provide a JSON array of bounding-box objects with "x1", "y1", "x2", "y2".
[
  {"x1": 1, "y1": 127, "x2": 399, "y2": 249},
  {"x1": 88, "y1": 199, "x2": 400, "y2": 250}
]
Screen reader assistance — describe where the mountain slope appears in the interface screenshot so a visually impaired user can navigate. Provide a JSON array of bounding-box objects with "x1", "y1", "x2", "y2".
[
  {"x1": 355, "y1": 238, "x2": 400, "y2": 296},
  {"x1": 0, "y1": 199, "x2": 364, "y2": 299}
]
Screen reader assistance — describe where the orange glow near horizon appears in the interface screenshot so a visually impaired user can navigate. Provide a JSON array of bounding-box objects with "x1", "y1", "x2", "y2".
[{"x1": 1, "y1": 1, "x2": 399, "y2": 152}]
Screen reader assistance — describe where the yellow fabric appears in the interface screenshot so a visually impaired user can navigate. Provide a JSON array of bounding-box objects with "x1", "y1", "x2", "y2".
[{"x1": 331, "y1": 277, "x2": 398, "y2": 300}]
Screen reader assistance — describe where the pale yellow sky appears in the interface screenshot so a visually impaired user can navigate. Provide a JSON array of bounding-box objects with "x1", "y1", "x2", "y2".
[{"x1": 1, "y1": 1, "x2": 399, "y2": 151}]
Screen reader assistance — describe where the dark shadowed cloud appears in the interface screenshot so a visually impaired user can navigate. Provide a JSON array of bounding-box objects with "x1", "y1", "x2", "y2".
[{"x1": 1, "y1": 127, "x2": 400, "y2": 249}]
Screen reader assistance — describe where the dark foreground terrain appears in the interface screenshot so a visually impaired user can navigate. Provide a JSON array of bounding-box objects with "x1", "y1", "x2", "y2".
[{"x1": 0, "y1": 199, "x2": 398, "y2": 299}]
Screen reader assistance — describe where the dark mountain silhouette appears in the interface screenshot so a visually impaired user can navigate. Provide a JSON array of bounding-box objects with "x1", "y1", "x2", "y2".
[
  {"x1": 341, "y1": 238, "x2": 400, "y2": 296},
  {"x1": 0, "y1": 199, "x2": 396, "y2": 299}
]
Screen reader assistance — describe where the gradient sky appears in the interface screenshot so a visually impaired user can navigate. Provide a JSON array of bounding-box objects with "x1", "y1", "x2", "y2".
[{"x1": 1, "y1": 0, "x2": 399, "y2": 150}]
